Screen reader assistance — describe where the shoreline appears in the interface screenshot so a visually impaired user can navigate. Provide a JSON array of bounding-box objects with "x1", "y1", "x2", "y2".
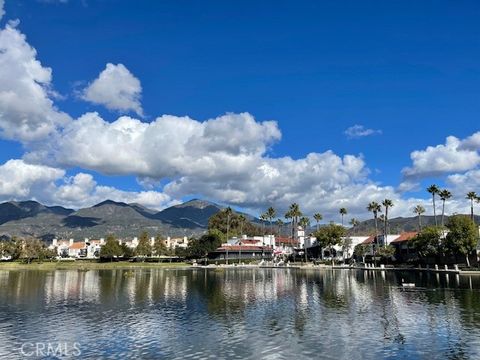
[
  {"x1": 1, "y1": 261, "x2": 479, "y2": 275},
  {"x1": 0, "y1": 261, "x2": 191, "y2": 271}
]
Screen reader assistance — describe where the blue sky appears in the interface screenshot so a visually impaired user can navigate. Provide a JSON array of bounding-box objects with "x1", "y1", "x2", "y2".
[{"x1": 0, "y1": 0, "x2": 479, "y2": 220}]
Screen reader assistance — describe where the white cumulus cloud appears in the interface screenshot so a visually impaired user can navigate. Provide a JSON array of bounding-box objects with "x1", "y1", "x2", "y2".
[
  {"x1": 0, "y1": 21, "x2": 70, "y2": 142},
  {"x1": 402, "y1": 135, "x2": 480, "y2": 180},
  {"x1": 81, "y1": 63, "x2": 143, "y2": 116}
]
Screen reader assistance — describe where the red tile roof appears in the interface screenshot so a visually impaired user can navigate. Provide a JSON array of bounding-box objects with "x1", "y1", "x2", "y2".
[
  {"x1": 361, "y1": 235, "x2": 377, "y2": 244},
  {"x1": 239, "y1": 239, "x2": 261, "y2": 244},
  {"x1": 391, "y1": 232, "x2": 418, "y2": 243},
  {"x1": 69, "y1": 242, "x2": 85, "y2": 250},
  {"x1": 275, "y1": 237, "x2": 299, "y2": 246}
]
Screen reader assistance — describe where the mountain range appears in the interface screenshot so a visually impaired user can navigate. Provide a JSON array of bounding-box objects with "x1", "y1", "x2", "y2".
[{"x1": 0, "y1": 199, "x2": 223, "y2": 241}]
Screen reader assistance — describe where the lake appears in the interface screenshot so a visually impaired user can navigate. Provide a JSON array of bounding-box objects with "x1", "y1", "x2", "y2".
[{"x1": 1, "y1": 268, "x2": 480, "y2": 359}]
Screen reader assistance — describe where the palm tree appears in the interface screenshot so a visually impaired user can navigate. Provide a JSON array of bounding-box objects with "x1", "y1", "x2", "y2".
[
  {"x1": 299, "y1": 216, "x2": 310, "y2": 263},
  {"x1": 313, "y1": 213, "x2": 323, "y2": 231},
  {"x1": 382, "y1": 199, "x2": 394, "y2": 241},
  {"x1": 238, "y1": 214, "x2": 247, "y2": 236},
  {"x1": 427, "y1": 184, "x2": 440, "y2": 226},
  {"x1": 225, "y1": 207, "x2": 233, "y2": 265},
  {"x1": 439, "y1": 189, "x2": 452, "y2": 227},
  {"x1": 367, "y1": 201, "x2": 382, "y2": 242},
  {"x1": 238, "y1": 213, "x2": 246, "y2": 264},
  {"x1": 466, "y1": 191, "x2": 478, "y2": 223},
  {"x1": 349, "y1": 218, "x2": 359, "y2": 232},
  {"x1": 288, "y1": 203, "x2": 302, "y2": 242},
  {"x1": 276, "y1": 219, "x2": 284, "y2": 236},
  {"x1": 413, "y1": 205, "x2": 425, "y2": 231},
  {"x1": 339, "y1": 208, "x2": 347, "y2": 226},
  {"x1": 259, "y1": 213, "x2": 268, "y2": 237},
  {"x1": 285, "y1": 210, "x2": 293, "y2": 238},
  {"x1": 266, "y1": 207, "x2": 276, "y2": 235}
]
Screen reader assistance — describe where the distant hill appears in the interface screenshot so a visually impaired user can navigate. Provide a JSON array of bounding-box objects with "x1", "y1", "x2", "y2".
[
  {"x1": 153, "y1": 199, "x2": 222, "y2": 228},
  {"x1": 0, "y1": 198, "x2": 231, "y2": 241}
]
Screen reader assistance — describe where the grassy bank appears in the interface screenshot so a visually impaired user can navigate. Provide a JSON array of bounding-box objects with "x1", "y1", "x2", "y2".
[{"x1": 0, "y1": 260, "x2": 190, "y2": 271}]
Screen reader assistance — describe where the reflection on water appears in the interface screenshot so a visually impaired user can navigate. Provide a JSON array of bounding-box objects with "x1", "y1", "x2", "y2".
[{"x1": 1, "y1": 269, "x2": 480, "y2": 359}]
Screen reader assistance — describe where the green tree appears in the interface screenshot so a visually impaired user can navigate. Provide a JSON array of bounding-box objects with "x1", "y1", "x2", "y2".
[
  {"x1": 100, "y1": 234, "x2": 122, "y2": 261},
  {"x1": 466, "y1": 191, "x2": 478, "y2": 223},
  {"x1": 314, "y1": 223, "x2": 346, "y2": 259},
  {"x1": 382, "y1": 199, "x2": 394, "y2": 239},
  {"x1": 313, "y1": 213, "x2": 323, "y2": 231},
  {"x1": 353, "y1": 244, "x2": 370, "y2": 263},
  {"x1": 413, "y1": 226, "x2": 442, "y2": 259},
  {"x1": 339, "y1": 208, "x2": 347, "y2": 226},
  {"x1": 427, "y1": 184, "x2": 440, "y2": 227},
  {"x1": 444, "y1": 215, "x2": 478, "y2": 267},
  {"x1": 376, "y1": 245, "x2": 396, "y2": 263},
  {"x1": 0, "y1": 238, "x2": 22, "y2": 260},
  {"x1": 439, "y1": 189, "x2": 452, "y2": 227},
  {"x1": 20, "y1": 239, "x2": 50, "y2": 264},
  {"x1": 153, "y1": 235, "x2": 169, "y2": 256},
  {"x1": 187, "y1": 232, "x2": 222, "y2": 259},
  {"x1": 120, "y1": 243, "x2": 135, "y2": 259},
  {"x1": 136, "y1": 231, "x2": 152, "y2": 258},
  {"x1": 413, "y1": 205, "x2": 426, "y2": 231},
  {"x1": 208, "y1": 209, "x2": 260, "y2": 239}
]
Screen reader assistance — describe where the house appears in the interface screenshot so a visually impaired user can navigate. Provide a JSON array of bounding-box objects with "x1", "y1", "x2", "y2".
[
  {"x1": 390, "y1": 232, "x2": 418, "y2": 262},
  {"x1": 50, "y1": 238, "x2": 105, "y2": 259}
]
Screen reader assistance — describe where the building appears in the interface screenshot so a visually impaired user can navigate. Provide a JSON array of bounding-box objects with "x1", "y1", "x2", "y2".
[
  {"x1": 207, "y1": 245, "x2": 273, "y2": 262},
  {"x1": 50, "y1": 238, "x2": 106, "y2": 258},
  {"x1": 165, "y1": 236, "x2": 189, "y2": 250}
]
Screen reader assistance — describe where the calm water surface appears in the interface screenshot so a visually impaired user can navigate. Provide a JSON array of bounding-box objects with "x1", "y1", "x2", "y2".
[{"x1": 1, "y1": 268, "x2": 480, "y2": 359}]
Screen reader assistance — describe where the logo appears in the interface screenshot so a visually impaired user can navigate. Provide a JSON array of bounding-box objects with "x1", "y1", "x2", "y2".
[{"x1": 20, "y1": 342, "x2": 81, "y2": 357}]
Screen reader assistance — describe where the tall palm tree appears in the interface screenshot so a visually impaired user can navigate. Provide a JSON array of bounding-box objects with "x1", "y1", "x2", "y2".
[
  {"x1": 238, "y1": 214, "x2": 246, "y2": 236},
  {"x1": 225, "y1": 207, "x2": 233, "y2": 265},
  {"x1": 288, "y1": 203, "x2": 302, "y2": 242},
  {"x1": 427, "y1": 184, "x2": 440, "y2": 227},
  {"x1": 349, "y1": 218, "x2": 359, "y2": 228},
  {"x1": 339, "y1": 208, "x2": 347, "y2": 226},
  {"x1": 382, "y1": 199, "x2": 394, "y2": 241},
  {"x1": 313, "y1": 213, "x2": 323, "y2": 231},
  {"x1": 266, "y1": 207, "x2": 276, "y2": 235},
  {"x1": 439, "y1": 189, "x2": 452, "y2": 227},
  {"x1": 285, "y1": 210, "x2": 293, "y2": 238},
  {"x1": 276, "y1": 219, "x2": 284, "y2": 236},
  {"x1": 413, "y1": 205, "x2": 425, "y2": 231},
  {"x1": 238, "y1": 213, "x2": 246, "y2": 264},
  {"x1": 299, "y1": 216, "x2": 310, "y2": 263},
  {"x1": 367, "y1": 201, "x2": 382, "y2": 243},
  {"x1": 259, "y1": 213, "x2": 268, "y2": 237},
  {"x1": 466, "y1": 191, "x2": 478, "y2": 223}
]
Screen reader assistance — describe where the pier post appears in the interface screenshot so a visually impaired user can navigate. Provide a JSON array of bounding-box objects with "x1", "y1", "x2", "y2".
[{"x1": 435, "y1": 264, "x2": 438, "y2": 270}]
